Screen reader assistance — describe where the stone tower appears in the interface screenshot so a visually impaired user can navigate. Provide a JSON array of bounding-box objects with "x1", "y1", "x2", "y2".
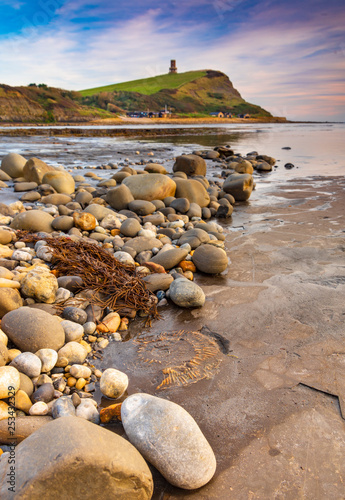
[{"x1": 169, "y1": 60, "x2": 177, "y2": 74}]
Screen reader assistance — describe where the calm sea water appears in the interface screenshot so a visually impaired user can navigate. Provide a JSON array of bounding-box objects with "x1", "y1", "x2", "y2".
[{"x1": 0, "y1": 123, "x2": 344, "y2": 183}]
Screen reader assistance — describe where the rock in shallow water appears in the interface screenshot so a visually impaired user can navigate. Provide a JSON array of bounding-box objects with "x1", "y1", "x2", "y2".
[
  {"x1": 100, "y1": 368, "x2": 128, "y2": 399},
  {"x1": 0, "y1": 416, "x2": 153, "y2": 499},
  {"x1": 121, "y1": 393, "x2": 216, "y2": 489}
]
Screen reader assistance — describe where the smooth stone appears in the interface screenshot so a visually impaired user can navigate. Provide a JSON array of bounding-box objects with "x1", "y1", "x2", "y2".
[
  {"x1": 60, "y1": 320, "x2": 84, "y2": 343},
  {"x1": 256, "y1": 161, "x2": 272, "y2": 172},
  {"x1": 0, "y1": 329, "x2": 8, "y2": 345},
  {"x1": 97, "y1": 312, "x2": 121, "y2": 333},
  {"x1": 52, "y1": 215, "x2": 74, "y2": 231},
  {"x1": 173, "y1": 154, "x2": 207, "y2": 176},
  {"x1": 142, "y1": 212, "x2": 165, "y2": 226},
  {"x1": 1, "y1": 307, "x2": 65, "y2": 352},
  {"x1": 19, "y1": 372, "x2": 34, "y2": 397},
  {"x1": 10, "y1": 210, "x2": 54, "y2": 233},
  {"x1": 0, "y1": 416, "x2": 153, "y2": 498},
  {"x1": 121, "y1": 393, "x2": 216, "y2": 489},
  {"x1": 1, "y1": 153, "x2": 27, "y2": 178},
  {"x1": 12, "y1": 249, "x2": 32, "y2": 262},
  {"x1": 142, "y1": 273, "x2": 174, "y2": 292},
  {"x1": 41, "y1": 194, "x2": 72, "y2": 205},
  {"x1": 100, "y1": 213, "x2": 122, "y2": 230},
  {"x1": 150, "y1": 247, "x2": 189, "y2": 270},
  {"x1": 100, "y1": 368, "x2": 128, "y2": 399},
  {"x1": 128, "y1": 200, "x2": 156, "y2": 216},
  {"x1": 14, "y1": 181, "x2": 38, "y2": 192},
  {"x1": 29, "y1": 401, "x2": 49, "y2": 416},
  {"x1": 10, "y1": 352, "x2": 42, "y2": 378},
  {"x1": 0, "y1": 278, "x2": 20, "y2": 289},
  {"x1": 83, "y1": 321, "x2": 96, "y2": 335},
  {"x1": 75, "y1": 400, "x2": 100, "y2": 424},
  {"x1": 234, "y1": 160, "x2": 254, "y2": 174},
  {"x1": 62, "y1": 306, "x2": 87, "y2": 325},
  {"x1": 20, "y1": 191, "x2": 41, "y2": 202},
  {"x1": 170, "y1": 197, "x2": 191, "y2": 213},
  {"x1": 106, "y1": 184, "x2": 134, "y2": 210},
  {"x1": 0, "y1": 288, "x2": 22, "y2": 318},
  {"x1": 57, "y1": 342, "x2": 88, "y2": 365},
  {"x1": 75, "y1": 191, "x2": 93, "y2": 205},
  {"x1": 120, "y1": 218, "x2": 141, "y2": 237},
  {"x1": 0, "y1": 366, "x2": 20, "y2": 398},
  {"x1": 144, "y1": 163, "x2": 167, "y2": 174},
  {"x1": 23, "y1": 157, "x2": 56, "y2": 184},
  {"x1": 174, "y1": 178, "x2": 210, "y2": 208},
  {"x1": 169, "y1": 278, "x2": 205, "y2": 308},
  {"x1": 21, "y1": 269, "x2": 58, "y2": 303},
  {"x1": 69, "y1": 364, "x2": 91, "y2": 379},
  {"x1": 42, "y1": 170, "x2": 75, "y2": 194},
  {"x1": 0, "y1": 231, "x2": 13, "y2": 245},
  {"x1": 223, "y1": 173, "x2": 254, "y2": 201},
  {"x1": 113, "y1": 251, "x2": 135, "y2": 266},
  {"x1": 123, "y1": 173, "x2": 176, "y2": 201},
  {"x1": 192, "y1": 244, "x2": 228, "y2": 274},
  {"x1": 13, "y1": 389, "x2": 32, "y2": 413},
  {"x1": 57, "y1": 275, "x2": 83, "y2": 293},
  {"x1": 52, "y1": 396, "x2": 76, "y2": 418},
  {"x1": 0, "y1": 416, "x2": 52, "y2": 444},
  {"x1": 34, "y1": 348, "x2": 58, "y2": 373},
  {"x1": 31, "y1": 383, "x2": 55, "y2": 404}
]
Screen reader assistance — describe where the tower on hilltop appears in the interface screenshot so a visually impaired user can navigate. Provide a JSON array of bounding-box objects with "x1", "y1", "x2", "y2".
[{"x1": 169, "y1": 60, "x2": 177, "y2": 74}]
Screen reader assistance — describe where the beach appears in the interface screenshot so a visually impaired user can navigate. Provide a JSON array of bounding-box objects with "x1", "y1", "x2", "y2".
[{"x1": 0, "y1": 122, "x2": 344, "y2": 498}]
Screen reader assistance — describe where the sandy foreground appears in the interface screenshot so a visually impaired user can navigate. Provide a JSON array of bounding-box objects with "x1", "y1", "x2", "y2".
[{"x1": 102, "y1": 174, "x2": 345, "y2": 498}]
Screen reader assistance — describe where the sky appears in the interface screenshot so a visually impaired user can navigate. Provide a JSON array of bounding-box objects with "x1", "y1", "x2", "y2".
[{"x1": 0, "y1": 0, "x2": 344, "y2": 121}]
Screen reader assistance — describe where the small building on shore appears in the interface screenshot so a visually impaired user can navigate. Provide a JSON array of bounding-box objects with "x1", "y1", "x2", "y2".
[{"x1": 209, "y1": 111, "x2": 224, "y2": 118}]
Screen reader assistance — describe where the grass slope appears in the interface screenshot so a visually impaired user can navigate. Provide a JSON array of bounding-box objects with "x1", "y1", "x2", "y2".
[{"x1": 80, "y1": 71, "x2": 207, "y2": 97}]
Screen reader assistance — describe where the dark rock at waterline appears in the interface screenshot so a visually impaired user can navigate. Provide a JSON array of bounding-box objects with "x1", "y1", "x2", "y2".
[
  {"x1": 222, "y1": 173, "x2": 254, "y2": 201},
  {"x1": 0, "y1": 416, "x2": 153, "y2": 498},
  {"x1": 192, "y1": 244, "x2": 228, "y2": 274},
  {"x1": 284, "y1": 163, "x2": 295, "y2": 169},
  {"x1": 173, "y1": 154, "x2": 207, "y2": 177}
]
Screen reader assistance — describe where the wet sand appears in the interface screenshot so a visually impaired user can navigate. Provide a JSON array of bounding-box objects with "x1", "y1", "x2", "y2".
[{"x1": 97, "y1": 175, "x2": 345, "y2": 498}]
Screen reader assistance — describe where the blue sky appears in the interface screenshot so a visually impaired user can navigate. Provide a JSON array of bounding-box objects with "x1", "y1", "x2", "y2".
[{"x1": 0, "y1": 0, "x2": 344, "y2": 121}]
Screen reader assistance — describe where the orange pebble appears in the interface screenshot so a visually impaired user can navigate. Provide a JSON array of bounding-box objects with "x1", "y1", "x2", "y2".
[
  {"x1": 179, "y1": 260, "x2": 196, "y2": 273},
  {"x1": 67, "y1": 376, "x2": 77, "y2": 387},
  {"x1": 142, "y1": 262, "x2": 166, "y2": 274},
  {"x1": 100, "y1": 403, "x2": 122, "y2": 423},
  {"x1": 111, "y1": 229, "x2": 121, "y2": 236}
]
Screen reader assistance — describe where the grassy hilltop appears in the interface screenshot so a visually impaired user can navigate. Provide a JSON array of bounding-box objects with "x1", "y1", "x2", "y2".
[{"x1": 81, "y1": 70, "x2": 272, "y2": 118}]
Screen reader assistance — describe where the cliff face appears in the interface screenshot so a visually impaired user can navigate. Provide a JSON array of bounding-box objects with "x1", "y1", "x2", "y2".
[
  {"x1": 0, "y1": 84, "x2": 112, "y2": 123},
  {"x1": 82, "y1": 70, "x2": 272, "y2": 117}
]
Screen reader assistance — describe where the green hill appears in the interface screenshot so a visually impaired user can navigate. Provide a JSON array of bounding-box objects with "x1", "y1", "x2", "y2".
[
  {"x1": 81, "y1": 71, "x2": 207, "y2": 97},
  {"x1": 81, "y1": 70, "x2": 272, "y2": 117}
]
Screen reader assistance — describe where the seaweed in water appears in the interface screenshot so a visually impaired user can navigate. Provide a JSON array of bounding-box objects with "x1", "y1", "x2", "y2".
[
  {"x1": 18, "y1": 232, "x2": 159, "y2": 323},
  {"x1": 134, "y1": 330, "x2": 222, "y2": 390}
]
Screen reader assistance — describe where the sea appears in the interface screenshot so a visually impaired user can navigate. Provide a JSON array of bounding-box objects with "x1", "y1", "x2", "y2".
[{"x1": 0, "y1": 122, "x2": 344, "y2": 183}]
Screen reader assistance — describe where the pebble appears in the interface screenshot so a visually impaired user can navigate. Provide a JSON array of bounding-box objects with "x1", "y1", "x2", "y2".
[
  {"x1": 60, "y1": 320, "x2": 84, "y2": 342},
  {"x1": 31, "y1": 383, "x2": 55, "y2": 404},
  {"x1": 62, "y1": 306, "x2": 88, "y2": 325},
  {"x1": 52, "y1": 396, "x2": 76, "y2": 418},
  {"x1": 10, "y1": 352, "x2": 42, "y2": 378},
  {"x1": 69, "y1": 364, "x2": 92, "y2": 379},
  {"x1": 100, "y1": 368, "x2": 128, "y2": 399},
  {"x1": 76, "y1": 399, "x2": 100, "y2": 424},
  {"x1": 83, "y1": 322, "x2": 96, "y2": 335},
  {"x1": 29, "y1": 401, "x2": 49, "y2": 416},
  {"x1": 57, "y1": 342, "x2": 88, "y2": 365},
  {"x1": 35, "y1": 349, "x2": 58, "y2": 372}
]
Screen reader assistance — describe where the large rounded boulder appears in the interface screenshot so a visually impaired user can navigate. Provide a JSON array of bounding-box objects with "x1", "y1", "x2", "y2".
[
  {"x1": 42, "y1": 171, "x2": 75, "y2": 194},
  {"x1": 192, "y1": 244, "x2": 228, "y2": 274},
  {"x1": 0, "y1": 416, "x2": 153, "y2": 499},
  {"x1": 173, "y1": 154, "x2": 207, "y2": 176},
  {"x1": 1, "y1": 307, "x2": 65, "y2": 352},
  {"x1": 222, "y1": 173, "x2": 254, "y2": 201},
  {"x1": 23, "y1": 158, "x2": 56, "y2": 184},
  {"x1": 123, "y1": 173, "x2": 176, "y2": 201},
  {"x1": 1, "y1": 153, "x2": 27, "y2": 178},
  {"x1": 10, "y1": 210, "x2": 54, "y2": 233},
  {"x1": 174, "y1": 178, "x2": 210, "y2": 208}
]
